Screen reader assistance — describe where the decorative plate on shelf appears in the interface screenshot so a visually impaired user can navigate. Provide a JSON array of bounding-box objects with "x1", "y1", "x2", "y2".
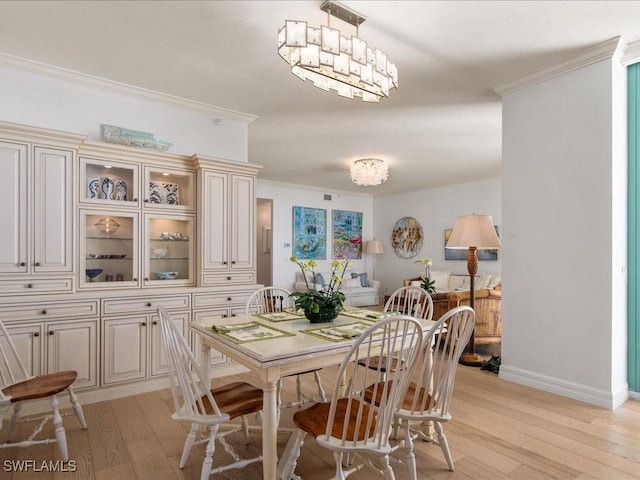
[
  {"x1": 149, "y1": 181, "x2": 180, "y2": 205},
  {"x1": 88, "y1": 254, "x2": 127, "y2": 259},
  {"x1": 391, "y1": 217, "x2": 423, "y2": 259}
]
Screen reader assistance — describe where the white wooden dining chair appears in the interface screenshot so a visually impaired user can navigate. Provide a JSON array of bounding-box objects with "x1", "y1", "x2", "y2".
[
  {"x1": 365, "y1": 306, "x2": 475, "y2": 477},
  {"x1": 359, "y1": 286, "x2": 434, "y2": 382},
  {"x1": 279, "y1": 315, "x2": 424, "y2": 480},
  {"x1": 384, "y1": 285, "x2": 434, "y2": 321},
  {"x1": 245, "y1": 287, "x2": 327, "y2": 408},
  {"x1": 0, "y1": 318, "x2": 87, "y2": 462},
  {"x1": 156, "y1": 306, "x2": 264, "y2": 479}
]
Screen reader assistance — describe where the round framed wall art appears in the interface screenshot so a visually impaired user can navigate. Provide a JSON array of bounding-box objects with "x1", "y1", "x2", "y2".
[{"x1": 391, "y1": 217, "x2": 423, "y2": 259}]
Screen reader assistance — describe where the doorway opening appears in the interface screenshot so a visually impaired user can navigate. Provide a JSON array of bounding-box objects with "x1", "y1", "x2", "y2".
[{"x1": 256, "y1": 198, "x2": 273, "y2": 286}]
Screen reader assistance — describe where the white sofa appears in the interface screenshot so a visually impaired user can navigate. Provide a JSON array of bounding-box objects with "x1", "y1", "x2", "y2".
[
  {"x1": 293, "y1": 269, "x2": 381, "y2": 307},
  {"x1": 408, "y1": 270, "x2": 501, "y2": 293}
]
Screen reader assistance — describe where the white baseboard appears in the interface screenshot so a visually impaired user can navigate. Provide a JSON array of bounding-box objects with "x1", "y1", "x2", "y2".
[{"x1": 499, "y1": 364, "x2": 629, "y2": 410}]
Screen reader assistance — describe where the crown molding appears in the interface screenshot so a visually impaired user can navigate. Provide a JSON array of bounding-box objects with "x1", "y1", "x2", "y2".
[
  {"x1": 0, "y1": 53, "x2": 257, "y2": 123},
  {"x1": 623, "y1": 39, "x2": 640, "y2": 66},
  {"x1": 493, "y1": 36, "x2": 625, "y2": 96}
]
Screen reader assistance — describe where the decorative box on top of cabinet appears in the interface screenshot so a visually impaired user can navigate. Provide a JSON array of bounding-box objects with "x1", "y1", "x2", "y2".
[{"x1": 0, "y1": 122, "x2": 84, "y2": 295}]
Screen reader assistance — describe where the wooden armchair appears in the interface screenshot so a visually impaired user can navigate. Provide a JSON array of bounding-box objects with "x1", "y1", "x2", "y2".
[{"x1": 403, "y1": 277, "x2": 502, "y2": 344}]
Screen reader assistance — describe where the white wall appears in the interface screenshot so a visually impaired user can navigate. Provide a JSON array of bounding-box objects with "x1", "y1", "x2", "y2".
[
  {"x1": 372, "y1": 177, "x2": 502, "y2": 298},
  {"x1": 256, "y1": 181, "x2": 374, "y2": 291},
  {"x1": 501, "y1": 58, "x2": 628, "y2": 408},
  {"x1": 0, "y1": 62, "x2": 250, "y2": 161}
]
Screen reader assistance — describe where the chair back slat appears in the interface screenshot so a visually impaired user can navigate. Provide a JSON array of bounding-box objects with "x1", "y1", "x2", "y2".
[
  {"x1": 245, "y1": 287, "x2": 294, "y2": 316},
  {"x1": 319, "y1": 315, "x2": 423, "y2": 452},
  {"x1": 0, "y1": 318, "x2": 30, "y2": 388},
  {"x1": 405, "y1": 306, "x2": 475, "y2": 417},
  {"x1": 157, "y1": 306, "x2": 225, "y2": 421},
  {"x1": 384, "y1": 286, "x2": 433, "y2": 320}
]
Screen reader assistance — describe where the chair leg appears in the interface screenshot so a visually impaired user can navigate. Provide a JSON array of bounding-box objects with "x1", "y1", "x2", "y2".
[
  {"x1": 434, "y1": 421, "x2": 454, "y2": 471},
  {"x1": 313, "y1": 370, "x2": 327, "y2": 402},
  {"x1": 67, "y1": 387, "x2": 87, "y2": 429},
  {"x1": 180, "y1": 423, "x2": 198, "y2": 468},
  {"x1": 6, "y1": 402, "x2": 21, "y2": 442},
  {"x1": 51, "y1": 394, "x2": 69, "y2": 462},
  {"x1": 333, "y1": 451, "x2": 347, "y2": 480},
  {"x1": 200, "y1": 425, "x2": 218, "y2": 480},
  {"x1": 241, "y1": 414, "x2": 250, "y2": 443},
  {"x1": 278, "y1": 429, "x2": 306, "y2": 480},
  {"x1": 402, "y1": 420, "x2": 417, "y2": 480},
  {"x1": 295, "y1": 375, "x2": 305, "y2": 404},
  {"x1": 379, "y1": 454, "x2": 396, "y2": 480}
]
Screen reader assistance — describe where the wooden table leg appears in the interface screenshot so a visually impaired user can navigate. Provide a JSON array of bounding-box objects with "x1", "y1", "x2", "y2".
[{"x1": 262, "y1": 379, "x2": 278, "y2": 480}]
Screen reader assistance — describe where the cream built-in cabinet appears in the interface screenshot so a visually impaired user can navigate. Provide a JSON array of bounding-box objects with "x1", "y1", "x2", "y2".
[
  {"x1": 0, "y1": 299, "x2": 99, "y2": 389},
  {"x1": 0, "y1": 123, "x2": 84, "y2": 294},
  {"x1": 197, "y1": 156, "x2": 260, "y2": 286},
  {"x1": 0, "y1": 122, "x2": 261, "y2": 396}
]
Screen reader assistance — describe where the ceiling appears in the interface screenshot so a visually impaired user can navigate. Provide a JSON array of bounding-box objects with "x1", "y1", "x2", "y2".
[{"x1": 2, "y1": 1, "x2": 640, "y2": 197}]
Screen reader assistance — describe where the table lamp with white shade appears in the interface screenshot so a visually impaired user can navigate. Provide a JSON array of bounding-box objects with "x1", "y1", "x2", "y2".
[
  {"x1": 446, "y1": 214, "x2": 501, "y2": 366},
  {"x1": 364, "y1": 240, "x2": 384, "y2": 281}
]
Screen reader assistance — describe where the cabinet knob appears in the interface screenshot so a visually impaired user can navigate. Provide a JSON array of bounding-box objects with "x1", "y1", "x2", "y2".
[
  {"x1": 144, "y1": 278, "x2": 149, "y2": 281},
  {"x1": 227, "y1": 276, "x2": 232, "y2": 280},
  {"x1": 227, "y1": 297, "x2": 232, "y2": 302},
  {"x1": 26, "y1": 283, "x2": 33, "y2": 288},
  {"x1": 223, "y1": 261, "x2": 228, "y2": 265},
  {"x1": 133, "y1": 198, "x2": 138, "y2": 202},
  {"x1": 34, "y1": 262, "x2": 41, "y2": 266},
  {"x1": 222, "y1": 314, "x2": 228, "y2": 318},
  {"x1": 20, "y1": 262, "x2": 26, "y2": 266},
  {"x1": 141, "y1": 322, "x2": 147, "y2": 326},
  {"x1": 152, "y1": 320, "x2": 158, "y2": 325},
  {"x1": 231, "y1": 313, "x2": 236, "y2": 317},
  {"x1": 33, "y1": 332, "x2": 40, "y2": 337},
  {"x1": 48, "y1": 331, "x2": 54, "y2": 336},
  {"x1": 41, "y1": 309, "x2": 47, "y2": 315},
  {"x1": 146, "y1": 302, "x2": 152, "y2": 307},
  {"x1": 144, "y1": 198, "x2": 149, "y2": 202},
  {"x1": 133, "y1": 277, "x2": 138, "y2": 281},
  {"x1": 231, "y1": 261, "x2": 236, "y2": 264}
]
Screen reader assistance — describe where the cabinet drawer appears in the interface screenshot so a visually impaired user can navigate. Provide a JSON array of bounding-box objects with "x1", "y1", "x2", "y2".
[
  {"x1": 102, "y1": 294, "x2": 191, "y2": 316},
  {"x1": 193, "y1": 291, "x2": 254, "y2": 309},
  {"x1": 0, "y1": 278, "x2": 73, "y2": 295},
  {"x1": 0, "y1": 300, "x2": 99, "y2": 321},
  {"x1": 202, "y1": 272, "x2": 255, "y2": 285}
]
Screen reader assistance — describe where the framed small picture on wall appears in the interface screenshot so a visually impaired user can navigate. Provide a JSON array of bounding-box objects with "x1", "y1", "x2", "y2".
[{"x1": 444, "y1": 226, "x2": 499, "y2": 261}]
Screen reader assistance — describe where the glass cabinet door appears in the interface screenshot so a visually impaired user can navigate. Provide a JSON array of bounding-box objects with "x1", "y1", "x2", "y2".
[
  {"x1": 145, "y1": 213, "x2": 194, "y2": 286},
  {"x1": 143, "y1": 166, "x2": 195, "y2": 212},
  {"x1": 80, "y1": 157, "x2": 140, "y2": 207},
  {"x1": 80, "y1": 210, "x2": 139, "y2": 289}
]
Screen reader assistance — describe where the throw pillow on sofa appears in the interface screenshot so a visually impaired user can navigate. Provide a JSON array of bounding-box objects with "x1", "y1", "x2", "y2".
[
  {"x1": 315, "y1": 273, "x2": 326, "y2": 285},
  {"x1": 351, "y1": 272, "x2": 369, "y2": 287},
  {"x1": 430, "y1": 270, "x2": 451, "y2": 292}
]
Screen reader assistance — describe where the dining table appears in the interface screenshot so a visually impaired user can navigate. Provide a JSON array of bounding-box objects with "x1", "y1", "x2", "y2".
[{"x1": 190, "y1": 308, "x2": 437, "y2": 480}]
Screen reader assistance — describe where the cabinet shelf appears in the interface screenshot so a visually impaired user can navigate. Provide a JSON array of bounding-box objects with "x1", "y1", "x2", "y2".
[
  {"x1": 150, "y1": 257, "x2": 189, "y2": 260},
  {"x1": 86, "y1": 236, "x2": 134, "y2": 241},
  {"x1": 150, "y1": 238, "x2": 189, "y2": 242}
]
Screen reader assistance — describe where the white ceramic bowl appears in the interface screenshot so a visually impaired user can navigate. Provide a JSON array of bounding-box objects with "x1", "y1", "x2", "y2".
[
  {"x1": 153, "y1": 248, "x2": 169, "y2": 258},
  {"x1": 156, "y1": 271, "x2": 178, "y2": 280}
]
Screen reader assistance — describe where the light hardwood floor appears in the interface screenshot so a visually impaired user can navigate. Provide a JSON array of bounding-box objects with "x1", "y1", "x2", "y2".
[{"x1": 1, "y1": 365, "x2": 639, "y2": 480}]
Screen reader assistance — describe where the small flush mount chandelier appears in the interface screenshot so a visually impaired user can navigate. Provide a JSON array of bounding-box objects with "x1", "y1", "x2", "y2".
[
  {"x1": 350, "y1": 158, "x2": 389, "y2": 186},
  {"x1": 278, "y1": 0, "x2": 398, "y2": 102}
]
